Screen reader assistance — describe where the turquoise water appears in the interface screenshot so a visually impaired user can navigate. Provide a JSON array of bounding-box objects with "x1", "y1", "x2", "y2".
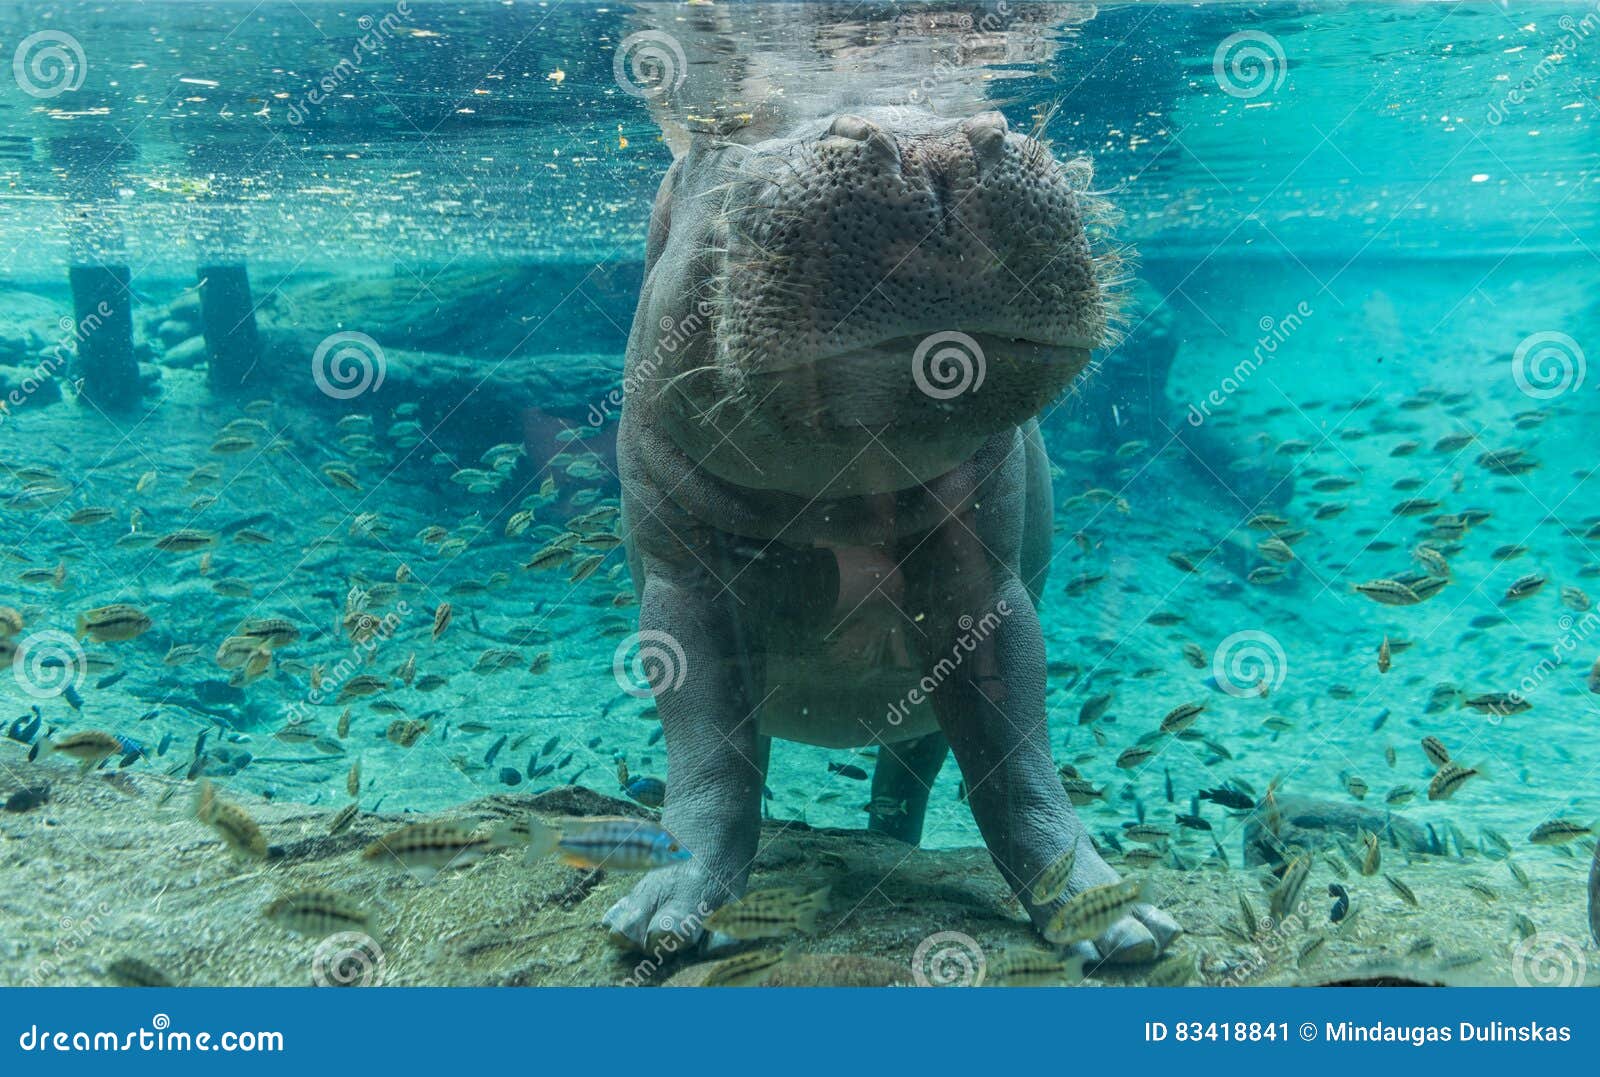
[{"x1": 1, "y1": 1, "x2": 1598, "y2": 986}]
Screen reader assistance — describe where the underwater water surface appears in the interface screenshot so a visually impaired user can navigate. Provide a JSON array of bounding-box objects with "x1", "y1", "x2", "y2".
[{"x1": 1, "y1": 0, "x2": 1598, "y2": 988}]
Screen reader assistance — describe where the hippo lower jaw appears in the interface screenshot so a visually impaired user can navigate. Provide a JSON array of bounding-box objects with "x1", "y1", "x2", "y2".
[{"x1": 686, "y1": 333, "x2": 1093, "y2": 497}]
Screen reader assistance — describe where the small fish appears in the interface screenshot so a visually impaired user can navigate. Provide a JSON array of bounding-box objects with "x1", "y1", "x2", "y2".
[
  {"x1": 1377, "y1": 636, "x2": 1391, "y2": 674},
  {"x1": 327, "y1": 802, "x2": 360, "y2": 835},
  {"x1": 1384, "y1": 873, "x2": 1419, "y2": 907},
  {"x1": 1029, "y1": 845, "x2": 1078, "y2": 905},
  {"x1": 75, "y1": 604, "x2": 153, "y2": 642},
  {"x1": 263, "y1": 888, "x2": 374, "y2": 937},
  {"x1": 500, "y1": 815, "x2": 691, "y2": 871},
  {"x1": 1428, "y1": 761, "x2": 1483, "y2": 801},
  {"x1": 1421, "y1": 735, "x2": 1452, "y2": 768},
  {"x1": 827, "y1": 761, "x2": 869, "y2": 781},
  {"x1": 1042, "y1": 879, "x2": 1141, "y2": 944},
  {"x1": 1528, "y1": 819, "x2": 1594, "y2": 845},
  {"x1": 703, "y1": 886, "x2": 830, "y2": 940},
  {"x1": 1158, "y1": 701, "x2": 1205, "y2": 735},
  {"x1": 363, "y1": 821, "x2": 494, "y2": 879},
  {"x1": 431, "y1": 603, "x2": 452, "y2": 641},
  {"x1": 47, "y1": 730, "x2": 123, "y2": 773},
  {"x1": 194, "y1": 780, "x2": 268, "y2": 858}
]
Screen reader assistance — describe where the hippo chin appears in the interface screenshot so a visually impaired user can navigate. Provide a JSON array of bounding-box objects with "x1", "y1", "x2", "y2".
[{"x1": 602, "y1": 106, "x2": 1181, "y2": 966}]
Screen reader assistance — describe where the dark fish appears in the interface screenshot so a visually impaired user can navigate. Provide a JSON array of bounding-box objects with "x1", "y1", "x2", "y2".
[
  {"x1": 156, "y1": 732, "x2": 173, "y2": 757},
  {"x1": 484, "y1": 734, "x2": 507, "y2": 766},
  {"x1": 585, "y1": 736, "x2": 601, "y2": 749},
  {"x1": 62, "y1": 684, "x2": 83, "y2": 711},
  {"x1": 498, "y1": 767, "x2": 522, "y2": 786},
  {"x1": 1197, "y1": 786, "x2": 1254, "y2": 811},
  {"x1": 1370, "y1": 707, "x2": 1390, "y2": 731},
  {"x1": 1174, "y1": 813, "x2": 1211, "y2": 832},
  {"x1": 555, "y1": 751, "x2": 573, "y2": 769},
  {"x1": 1328, "y1": 882, "x2": 1349, "y2": 923},
  {"x1": 531, "y1": 763, "x2": 555, "y2": 778},
  {"x1": 96, "y1": 671, "x2": 129, "y2": 690},
  {"x1": 4, "y1": 784, "x2": 50, "y2": 812},
  {"x1": 827, "y1": 762, "x2": 868, "y2": 781},
  {"x1": 1164, "y1": 768, "x2": 1174, "y2": 804},
  {"x1": 623, "y1": 776, "x2": 667, "y2": 808},
  {"x1": 539, "y1": 735, "x2": 559, "y2": 757},
  {"x1": 646, "y1": 727, "x2": 663, "y2": 746}
]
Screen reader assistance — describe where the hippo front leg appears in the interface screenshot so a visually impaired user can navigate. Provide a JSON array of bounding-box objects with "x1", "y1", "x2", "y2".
[
  {"x1": 920, "y1": 573, "x2": 1182, "y2": 965},
  {"x1": 601, "y1": 572, "x2": 763, "y2": 954}
]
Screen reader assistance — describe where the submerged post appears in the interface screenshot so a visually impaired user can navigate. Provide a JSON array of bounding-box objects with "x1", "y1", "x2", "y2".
[
  {"x1": 197, "y1": 263, "x2": 262, "y2": 394},
  {"x1": 68, "y1": 263, "x2": 140, "y2": 412}
]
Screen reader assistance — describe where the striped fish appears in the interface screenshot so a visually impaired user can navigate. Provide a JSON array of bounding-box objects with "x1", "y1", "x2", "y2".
[{"x1": 502, "y1": 815, "x2": 691, "y2": 871}]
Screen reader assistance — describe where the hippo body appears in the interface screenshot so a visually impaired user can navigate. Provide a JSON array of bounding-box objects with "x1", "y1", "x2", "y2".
[{"x1": 602, "y1": 107, "x2": 1179, "y2": 964}]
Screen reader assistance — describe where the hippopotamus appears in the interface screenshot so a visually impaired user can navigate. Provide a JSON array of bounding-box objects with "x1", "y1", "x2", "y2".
[{"x1": 601, "y1": 101, "x2": 1181, "y2": 966}]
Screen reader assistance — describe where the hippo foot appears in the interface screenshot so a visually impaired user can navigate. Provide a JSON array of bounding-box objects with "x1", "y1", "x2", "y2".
[
  {"x1": 601, "y1": 861, "x2": 740, "y2": 956},
  {"x1": 1027, "y1": 838, "x2": 1183, "y2": 967}
]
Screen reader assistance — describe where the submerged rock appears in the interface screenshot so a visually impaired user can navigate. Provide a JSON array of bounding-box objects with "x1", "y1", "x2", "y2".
[{"x1": 1242, "y1": 794, "x2": 1429, "y2": 866}]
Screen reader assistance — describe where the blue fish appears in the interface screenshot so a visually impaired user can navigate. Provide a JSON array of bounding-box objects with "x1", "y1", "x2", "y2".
[{"x1": 623, "y1": 776, "x2": 667, "y2": 808}]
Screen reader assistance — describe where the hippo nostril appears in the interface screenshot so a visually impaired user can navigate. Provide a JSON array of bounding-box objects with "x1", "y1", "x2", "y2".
[
  {"x1": 828, "y1": 114, "x2": 877, "y2": 141},
  {"x1": 963, "y1": 110, "x2": 1010, "y2": 161},
  {"x1": 827, "y1": 114, "x2": 900, "y2": 167}
]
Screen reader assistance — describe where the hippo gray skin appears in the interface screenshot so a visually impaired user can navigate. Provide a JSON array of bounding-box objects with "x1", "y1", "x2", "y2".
[{"x1": 603, "y1": 106, "x2": 1182, "y2": 966}]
